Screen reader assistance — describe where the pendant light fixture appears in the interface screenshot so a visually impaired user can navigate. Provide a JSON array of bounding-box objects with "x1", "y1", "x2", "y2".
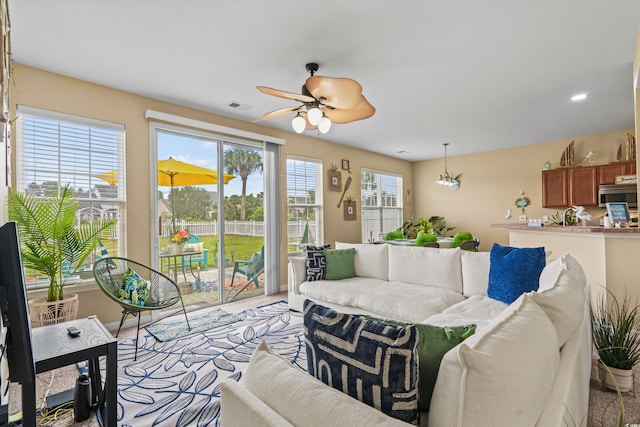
[{"x1": 435, "y1": 143, "x2": 461, "y2": 190}]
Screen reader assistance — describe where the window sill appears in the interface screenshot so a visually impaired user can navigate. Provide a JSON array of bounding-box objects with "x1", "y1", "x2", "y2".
[{"x1": 26, "y1": 280, "x2": 100, "y2": 300}]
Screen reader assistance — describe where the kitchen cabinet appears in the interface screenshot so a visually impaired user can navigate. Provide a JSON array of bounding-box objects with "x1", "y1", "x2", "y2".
[
  {"x1": 542, "y1": 169, "x2": 568, "y2": 207},
  {"x1": 542, "y1": 166, "x2": 598, "y2": 207},
  {"x1": 598, "y1": 161, "x2": 637, "y2": 185},
  {"x1": 569, "y1": 166, "x2": 598, "y2": 206}
]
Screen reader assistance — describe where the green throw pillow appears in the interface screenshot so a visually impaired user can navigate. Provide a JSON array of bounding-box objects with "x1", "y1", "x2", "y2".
[
  {"x1": 323, "y1": 248, "x2": 356, "y2": 280},
  {"x1": 369, "y1": 317, "x2": 476, "y2": 412},
  {"x1": 452, "y1": 232, "x2": 474, "y2": 248},
  {"x1": 415, "y1": 230, "x2": 437, "y2": 246},
  {"x1": 385, "y1": 230, "x2": 404, "y2": 241}
]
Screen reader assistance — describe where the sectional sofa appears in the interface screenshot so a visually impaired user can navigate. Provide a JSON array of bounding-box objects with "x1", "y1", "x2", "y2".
[{"x1": 222, "y1": 243, "x2": 591, "y2": 426}]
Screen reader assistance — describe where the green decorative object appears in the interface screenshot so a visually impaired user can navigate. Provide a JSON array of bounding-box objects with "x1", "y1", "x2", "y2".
[
  {"x1": 452, "y1": 232, "x2": 473, "y2": 248},
  {"x1": 415, "y1": 231, "x2": 437, "y2": 246},
  {"x1": 385, "y1": 230, "x2": 405, "y2": 241}
]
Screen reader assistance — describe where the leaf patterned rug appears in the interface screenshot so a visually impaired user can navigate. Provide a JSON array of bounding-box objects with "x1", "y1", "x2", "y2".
[
  {"x1": 145, "y1": 309, "x2": 241, "y2": 342},
  {"x1": 116, "y1": 300, "x2": 305, "y2": 426}
]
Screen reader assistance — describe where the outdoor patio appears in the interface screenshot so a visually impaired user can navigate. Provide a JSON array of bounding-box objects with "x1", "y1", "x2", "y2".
[{"x1": 163, "y1": 264, "x2": 265, "y2": 310}]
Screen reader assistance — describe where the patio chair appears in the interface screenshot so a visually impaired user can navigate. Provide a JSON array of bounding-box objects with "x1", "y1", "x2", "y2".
[
  {"x1": 93, "y1": 257, "x2": 191, "y2": 360},
  {"x1": 230, "y1": 246, "x2": 264, "y2": 289},
  {"x1": 422, "y1": 242, "x2": 440, "y2": 248},
  {"x1": 181, "y1": 233, "x2": 209, "y2": 273},
  {"x1": 458, "y1": 239, "x2": 480, "y2": 252}
]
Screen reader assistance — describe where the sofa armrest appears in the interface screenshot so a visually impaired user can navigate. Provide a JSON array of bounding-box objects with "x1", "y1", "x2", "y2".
[
  {"x1": 288, "y1": 256, "x2": 307, "y2": 294},
  {"x1": 221, "y1": 380, "x2": 295, "y2": 427}
]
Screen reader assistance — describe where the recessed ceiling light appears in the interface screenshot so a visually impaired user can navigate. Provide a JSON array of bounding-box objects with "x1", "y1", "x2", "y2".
[
  {"x1": 571, "y1": 93, "x2": 588, "y2": 102},
  {"x1": 397, "y1": 150, "x2": 409, "y2": 154}
]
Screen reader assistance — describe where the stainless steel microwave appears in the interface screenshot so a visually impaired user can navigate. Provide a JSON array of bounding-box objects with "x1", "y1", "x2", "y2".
[{"x1": 598, "y1": 183, "x2": 638, "y2": 208}]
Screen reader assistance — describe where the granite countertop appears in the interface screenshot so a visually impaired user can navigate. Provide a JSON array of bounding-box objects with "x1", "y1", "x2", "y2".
[{"x1": 491, "y1": 223, "x2": 640, "y2": 234}]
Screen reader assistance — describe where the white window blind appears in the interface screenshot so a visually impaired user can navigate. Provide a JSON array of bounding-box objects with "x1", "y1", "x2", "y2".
[
  {"x1": 361, "y1": 169, "x2": 403, "y2": 243},
  {"x1": 16, "y1": 106, "x2": 126, "y2": 285},
  {"x1": 286, "y1": 156, "x2": 322, "y2": 251}
]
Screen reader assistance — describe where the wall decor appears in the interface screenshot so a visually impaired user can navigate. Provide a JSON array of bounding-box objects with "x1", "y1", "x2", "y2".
[
  {"x1": 328, "y1": 163, "x2": 342, "y2": 192},
  {"x1": 627, "y1": 133, "x2": 636, "y2": 161},
  {"x1": 341, "y1": 159, "x2": 350, "y2": 171},
  {"x1": 343, "y1": 197, "x2": 357, "y2": 220},
  {"x1": 337, "y1": 176, "x2": 352, "y2": 207},
  {"x1": 559, "y1": 140, "x2": 575, "y2": 167},
  {"x1": 514, "y1": 189, "x2": 531, "y2": 213}
]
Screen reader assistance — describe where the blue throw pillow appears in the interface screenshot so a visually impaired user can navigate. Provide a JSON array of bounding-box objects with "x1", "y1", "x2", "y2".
[
  {"x1": 488, "y1": 243, "x2": 546, "y2": 304},
  {"x1": 304, "y1": 300, "x2": 419, "y2": 425},
  {"x1": 305, "y1": 244, "x2": 331, "y2": 281}
]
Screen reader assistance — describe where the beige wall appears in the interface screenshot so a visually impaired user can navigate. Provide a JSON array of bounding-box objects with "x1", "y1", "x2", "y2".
[
  {"x1": 413, "y1": 129, "x2": 633, "y2": 251},
  {"x1": 6, "y1": 64, "x2": 412, "y2": 324}
]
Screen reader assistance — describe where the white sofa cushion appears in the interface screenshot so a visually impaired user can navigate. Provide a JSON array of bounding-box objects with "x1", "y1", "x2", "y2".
[
  {"x1": 300, "y1": 278, "x2": 465, "y2": 323},
  {"x1": 460, "y1": 251, "x2": 490, "y2": 297},
  {"x1": 540, "y1": 253, "x2": 587, "y2": 290},
  {"x1": 423, "y1": 295, "x2": 508, "y2": 333},
  {"x1": 429, "y1": 293, "x2": 560, "y2": 427},
  {"x1": 387, "y1": 245, "x2": 463, "y2": 293},
  {"x1": 532, "y1": 260, "x2": 585, "y2": 347},
  {"x1": 335, "y1": 242, "x2": 389, "y2": 281},
  {"x1": 242, "y1": 340, "x2": 409, "y2": 427}
]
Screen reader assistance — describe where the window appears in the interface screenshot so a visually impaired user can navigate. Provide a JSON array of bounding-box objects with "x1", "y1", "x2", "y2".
[
  {"x1": 16, "y1": 106, "x2": 126, "y2": 286},
  {"x1": 286, "y1": 156, "x2": 322, "y2": 251},
  {"x1": 361, "y1": 169, "x2": 403, "y2": 243}
]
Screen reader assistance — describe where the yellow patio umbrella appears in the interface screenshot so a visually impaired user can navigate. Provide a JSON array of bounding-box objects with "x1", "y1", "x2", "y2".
[
  {"x1": 158, "y1": 157, "x2": 235, "y2": 231},
  {"x1": 95, "y1": 170, "x2": 119, "y2": 185},
  {"x1": 97, "y1": 157, "x2": 236, "y2": 230}
]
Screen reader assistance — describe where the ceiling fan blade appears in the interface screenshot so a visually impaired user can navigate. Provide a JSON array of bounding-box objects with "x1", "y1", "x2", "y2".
[
  {"x1": 305, "y1": 76, "x2": 363, "y2": 109},
  {"x1": 259, "y1": 107, "x2": 299, "y2": 121},
  {"x1": 324, "y1": 95, "x2": 375, "y2": 124},
  {"x1": 256, "y1": 86, "x2": 315, "y2": 103}
]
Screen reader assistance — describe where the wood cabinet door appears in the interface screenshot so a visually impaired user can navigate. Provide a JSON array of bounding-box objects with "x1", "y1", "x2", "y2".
[
  {"x1": 542, "y1": 169, "x2": 568, "y2": 207},
  {"x1": 625, "y1": 160, "x2": 636, "y2": 175},
  {"x1": 599, "y1": 163, "x2": 627, "y2": 185},
  {"x1": 569, "y1": 166, "x2": 598, "y2": 206}
]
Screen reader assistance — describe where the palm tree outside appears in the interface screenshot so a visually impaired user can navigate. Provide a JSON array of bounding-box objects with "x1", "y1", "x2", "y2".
[{"x1": 223, "y1": 147, "x2": 263, "y2": 220}]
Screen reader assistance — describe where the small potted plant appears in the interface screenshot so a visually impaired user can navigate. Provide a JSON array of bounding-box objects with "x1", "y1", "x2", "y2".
[
  {"x1": 591, "y1": 290, "x2": 640, "y2": 393},
  {"x1": 170, "y1": 229, "x2": 190, "y2": 254},
  {"x1": 8, "y1": 185, "x2": 117, "y2": 326}
]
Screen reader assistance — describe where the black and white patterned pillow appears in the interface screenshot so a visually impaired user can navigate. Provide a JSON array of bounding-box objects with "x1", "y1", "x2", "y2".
[
  {"x1": 304, "y1": 300, "x2": 420, "y2": 425},
  {"x1": 305, "y1": 244, "x2": 331, "y2": 281}
]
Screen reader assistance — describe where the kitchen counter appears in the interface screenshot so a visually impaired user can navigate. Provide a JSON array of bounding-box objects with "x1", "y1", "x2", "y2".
[
  {"x1": 491, "y1": 223, "x2": 640, "y2": 304},
  {"x1": 491, "y1": 223, "x2": 640, "y2": 233}
]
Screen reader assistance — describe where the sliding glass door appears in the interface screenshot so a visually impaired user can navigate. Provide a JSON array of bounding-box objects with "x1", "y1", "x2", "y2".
[{"x1": 151, "y1": 124, "x2": 265, "y2": 309}]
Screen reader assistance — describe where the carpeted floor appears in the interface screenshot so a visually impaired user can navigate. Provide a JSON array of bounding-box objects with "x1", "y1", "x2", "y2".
[{"x1": 9, "y1": 291, "x2": 640, "y2": 426}]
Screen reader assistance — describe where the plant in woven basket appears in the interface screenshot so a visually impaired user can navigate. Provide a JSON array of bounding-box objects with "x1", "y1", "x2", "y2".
[{"x1": 8, "y1": 185, "x2": 117, "y2": 302}]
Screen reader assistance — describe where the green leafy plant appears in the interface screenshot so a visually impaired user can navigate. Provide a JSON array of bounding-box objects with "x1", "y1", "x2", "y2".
[
  {"x1": 402, "y1": 215, "x2": 455, "y2": 238},
  {"x1": 550, "y1": 209, "x2": 576, "y2": 226},
  {"x1": 591, "y1": 290, "x2": 640, "y2": 370},
  {"x1": 8, "y1": 185, "x2": 117, "y2": 302}
]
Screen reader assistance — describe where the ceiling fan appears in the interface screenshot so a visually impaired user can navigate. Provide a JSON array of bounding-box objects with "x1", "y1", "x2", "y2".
[{"x1": 256, "y1": 63, "x2": 375, "y2": 134}]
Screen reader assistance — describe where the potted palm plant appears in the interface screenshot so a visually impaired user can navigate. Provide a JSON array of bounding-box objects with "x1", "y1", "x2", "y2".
[
  {"x1": 8, "y1": 185, "x2": 117, "y2": 326},
  {"x1": 591, "y1": 290, "x2": 640, "y2": 393}
]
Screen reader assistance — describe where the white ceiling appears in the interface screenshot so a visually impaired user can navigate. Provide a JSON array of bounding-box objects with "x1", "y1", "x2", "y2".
[{"x1": 7, "y1": 1, "x2": 640, "y2": 161}]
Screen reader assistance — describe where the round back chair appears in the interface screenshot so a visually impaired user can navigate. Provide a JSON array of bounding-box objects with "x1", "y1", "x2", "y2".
[{"x1": 93, "y1": 257, "x2": 191, "y2": 360}]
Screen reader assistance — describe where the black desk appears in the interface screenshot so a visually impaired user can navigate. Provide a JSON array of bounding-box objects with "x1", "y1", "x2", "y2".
[{"x1": 24, "y1": 316, "x2": 117, "y2": 427}]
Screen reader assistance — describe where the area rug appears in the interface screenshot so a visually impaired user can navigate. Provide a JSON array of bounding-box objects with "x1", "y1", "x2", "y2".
[
  {"x1": 145, "y1": 308, "x2": 241, "y2": 342},
  {"x1": 116, "y1": 300, "x2": 305, "y2": 427}
]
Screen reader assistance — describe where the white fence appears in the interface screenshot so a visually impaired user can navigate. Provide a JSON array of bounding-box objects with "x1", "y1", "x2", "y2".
[{"x1": 161, "y1": 219, "x2": 316, "y2": 243}]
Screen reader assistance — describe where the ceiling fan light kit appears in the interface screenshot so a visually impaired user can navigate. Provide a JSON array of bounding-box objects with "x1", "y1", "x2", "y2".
[
  {"x1": 257, "y1": 63, "x2": 375, "y2": 135},
  {"x1": 292, "y1": 113, "x2": 306, "y2": 134}
]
